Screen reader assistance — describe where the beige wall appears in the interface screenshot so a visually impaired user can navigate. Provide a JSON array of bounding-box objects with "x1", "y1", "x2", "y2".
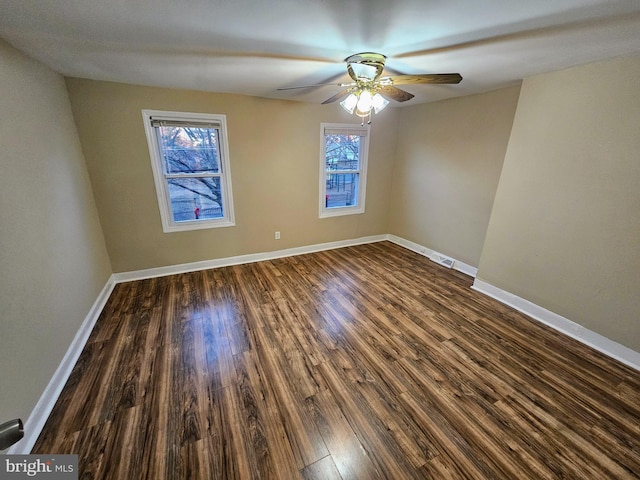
[
  {"x1": 0, "y1": 41, "x2": 112, "y2": 431},
  {"x1": 65, "y1": 79, "x2": 398, "y2": 272},
  {"x1": 388, "y1": 86, "x2": 521, "y2": 267},
  {"x1": 477, "y1": 55, "x2": 640, "y2": 351}
]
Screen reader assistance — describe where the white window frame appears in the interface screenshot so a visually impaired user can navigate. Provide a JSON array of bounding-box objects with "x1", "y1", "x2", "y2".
[
  {"x1": 319, "y1": 123, "x2": 370, "y2": 218},
  {"x1": 142, "y1": 109, "x2": 235, "y2": 233}
]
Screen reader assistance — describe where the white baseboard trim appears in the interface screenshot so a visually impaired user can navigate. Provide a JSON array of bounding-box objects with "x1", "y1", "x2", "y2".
[
  {"x1": 8, "y1": 275, "x2": 118, "y2": 454},
  {"x1": 113, "y1": 234, "x2": 388, "y2": 283},
  {"x1": 387, "y1": 235, "x2": 478, "y2": 277},
  {"x1": 472, "y1": 278, "x2": 640, "y2": 372}
]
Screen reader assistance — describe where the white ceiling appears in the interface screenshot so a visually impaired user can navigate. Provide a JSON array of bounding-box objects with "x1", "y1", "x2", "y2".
[{"x1": 1, "y1": 0, "x2": 640, "y2": 106}]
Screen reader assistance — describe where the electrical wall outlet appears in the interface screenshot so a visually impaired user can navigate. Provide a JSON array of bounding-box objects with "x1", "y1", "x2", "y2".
[{"x1": 275, "y1": 231, "x2": 280, "y2": 240}]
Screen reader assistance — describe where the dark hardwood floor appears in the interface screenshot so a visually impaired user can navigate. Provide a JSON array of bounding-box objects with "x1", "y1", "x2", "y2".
[{"x1": 33, "y1": 241, "x2": 640, "y2": 479}]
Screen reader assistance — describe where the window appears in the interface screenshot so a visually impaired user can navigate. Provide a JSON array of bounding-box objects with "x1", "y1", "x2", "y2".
[
  {"x1": 142, "y1": 110, "x2": 235, "y2": 232},
  {"x1": 319, "y1": 123, "x2": 370, "y2": 218}
]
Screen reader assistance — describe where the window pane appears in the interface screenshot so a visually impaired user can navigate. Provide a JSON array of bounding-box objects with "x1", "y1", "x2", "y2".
[
  {"x1": 325, "y1": 173, "x2": 359, "y2": 208},
  {"x1": 168, "y1": 177, "x2": 224, "y2": 222},
  {"x1": 159, "y1": 126, "x2": 220, "y2": 174},
  {"x1": 325, "y1": 134, "x2": 360, "y2": 171}
]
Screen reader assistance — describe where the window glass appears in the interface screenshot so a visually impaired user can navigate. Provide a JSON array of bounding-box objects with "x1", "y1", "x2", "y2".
[
  {"x1": 142, "y1": 111, "x2": 235, "y2": 232},
  {"x1": 319, "y1": 124, "x2": 369, "y2": 218}
]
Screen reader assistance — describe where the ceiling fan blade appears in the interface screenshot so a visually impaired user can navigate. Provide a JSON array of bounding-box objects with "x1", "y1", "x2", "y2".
[
  {"x1": 322, "y1": 89, "x2": 352, "y2": 104},
  {"x1": 383, "y1": 73, "x2": 463, "y2": 85},
  {"x1": 377, "y1": 85, "x2": 415, "y2": 102},
  {"x1": 277, "y1": 82, "x2": 348, "y2": 91}
]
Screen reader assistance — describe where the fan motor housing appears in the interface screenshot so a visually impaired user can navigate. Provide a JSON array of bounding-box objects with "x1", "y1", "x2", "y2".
[{"x1": 345, "y1": 52, "x2": 386, "y2": 82}]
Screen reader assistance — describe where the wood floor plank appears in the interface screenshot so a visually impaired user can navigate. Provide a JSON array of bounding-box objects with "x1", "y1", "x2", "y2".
[
  {"x1": 219, "y1": 383, "x2": 262, "y2": 479},
  {"x1": 300, "y1": 455, "x2": 343, "y2": 480},
  {"x1": 250, "y1": 322, "x2": 329, "y2": 469},
  {"x1": 32, "y1": 241, "x2": 640, "y2": 479},
  {"x1": 316, "y1": 360, "x2": 430, "y2": 480},
  {"x1": 234, "y1": 349, "x2": 300, "y2": 479},
  {"x1": 304, "y1": 389, "x2": 381, "y2": 480}
]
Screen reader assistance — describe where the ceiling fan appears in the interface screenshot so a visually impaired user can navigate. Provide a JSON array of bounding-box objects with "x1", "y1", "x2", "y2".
[{"x1": 279, "y1": 52, "x2": 462, "y2": 123}]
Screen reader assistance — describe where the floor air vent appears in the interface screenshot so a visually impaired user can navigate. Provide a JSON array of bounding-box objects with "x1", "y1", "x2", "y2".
[{"x1": 429, "y1": 252, "x2": 455, "y2": 269}]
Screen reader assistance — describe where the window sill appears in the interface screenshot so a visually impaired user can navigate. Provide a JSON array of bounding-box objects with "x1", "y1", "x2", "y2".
[
  {"x1": 162, "y1": 219, "x2": 236, "y2": 233},
  {"x1": 319, "y1": 206, "x2": 365, "y2": 218}
]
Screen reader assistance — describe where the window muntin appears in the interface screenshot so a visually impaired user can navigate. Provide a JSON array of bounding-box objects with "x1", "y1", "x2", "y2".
[
  {"x1": 319, "y1": 123, "x2": 369, "y2": 218},
  {"x1": 142, "y1": 110, "x2": 235, "y2": 232}
]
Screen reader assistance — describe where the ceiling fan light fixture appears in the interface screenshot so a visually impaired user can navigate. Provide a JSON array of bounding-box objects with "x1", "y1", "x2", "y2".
[
  {"x1": 340, "y1": 93, "x2": 358, "y2": 114},
  {"x1": 356, "y1": 89, "x2": 373, "y2": 114},
  {"x1": 340, "y1": 87, "x2": 388, "y2": 122},
  {"x1": 372, "y1": 93, "x2": 389, "y2": 113}
]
